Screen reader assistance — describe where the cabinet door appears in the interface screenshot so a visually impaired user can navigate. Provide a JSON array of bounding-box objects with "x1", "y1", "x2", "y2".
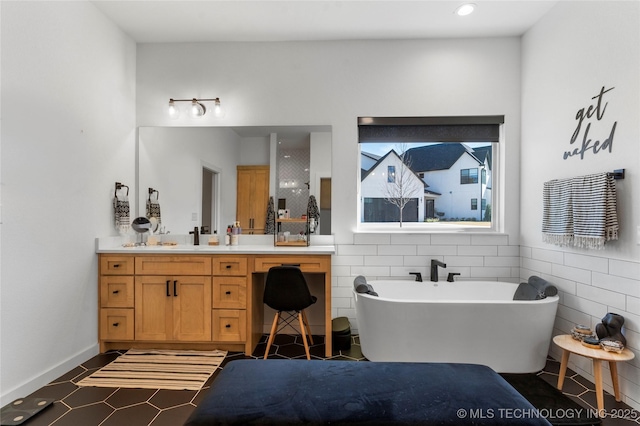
[
  {"x1": 135, "y1": 276, "x2": 173, "y2": 341},
  {"x1": 237, "y1": 165, "x2": 269, "y2": 234},
  {"x1": 173, "y1": 276, "x2": 212, "y2": 341}
]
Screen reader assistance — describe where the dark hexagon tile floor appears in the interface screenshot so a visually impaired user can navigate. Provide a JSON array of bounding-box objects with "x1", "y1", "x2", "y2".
[{"x1": 5, "y1": 335, "x2": 638, "y2": 426}]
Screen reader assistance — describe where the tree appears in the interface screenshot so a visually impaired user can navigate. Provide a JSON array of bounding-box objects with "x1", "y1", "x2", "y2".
[{"x1": 381, "y1": 146, "x2": 424, "y2": 227}]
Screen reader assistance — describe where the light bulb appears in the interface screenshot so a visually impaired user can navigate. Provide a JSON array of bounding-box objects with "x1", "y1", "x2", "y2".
[
  {"x1": 168, "y1": 99, "x2": 180, "y2": 119},
  {"x1": 189, "y1": 99, "x2": 206, "y2": 118},
  {"x1": 213, "y1": 98, "x2": 225, "y2": 118}
]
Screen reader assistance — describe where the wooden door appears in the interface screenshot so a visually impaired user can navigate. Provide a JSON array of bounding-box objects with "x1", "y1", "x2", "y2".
[
  {"x1": 236, "y1": 165, "x2": 269, "y2": 234},
  {"x1": 135, "y1": 276, "x2": 173, "y2": 341},
  {"x1": 172, "y1": 276, "x2": 212, "y2": 341}
]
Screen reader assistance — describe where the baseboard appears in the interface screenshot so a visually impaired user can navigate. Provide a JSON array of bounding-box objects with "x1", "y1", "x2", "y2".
[{"x1": 1, "y1": 344, "x2": 99, "y2": 406}]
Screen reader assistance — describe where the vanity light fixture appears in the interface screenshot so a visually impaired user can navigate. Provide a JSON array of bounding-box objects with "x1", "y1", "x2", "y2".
[
  {"x1": 168, "y1": 97, "x2": 223, "y2": 119},
  {"x1": 455, "y1": 3, "x2": 476, "y2": 16}
]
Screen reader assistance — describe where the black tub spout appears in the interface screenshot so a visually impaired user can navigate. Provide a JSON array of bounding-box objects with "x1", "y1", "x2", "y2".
[{"x1": 430, "y1": 259, "x2": 446, "y2": 282}]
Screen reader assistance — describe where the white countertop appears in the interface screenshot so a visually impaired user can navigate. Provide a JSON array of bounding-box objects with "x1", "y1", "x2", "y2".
[{"x1": 96, "y1": 235, "x2": 335, "y2": 255}]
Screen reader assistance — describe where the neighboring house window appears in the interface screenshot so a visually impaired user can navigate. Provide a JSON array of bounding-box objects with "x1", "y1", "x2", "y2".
[
  {"x1": 460, "y1": 168, "x2": 478, "y2": 184},
  {"x1": 358, "y1": 115, "x2": 503, "y2": 229}
]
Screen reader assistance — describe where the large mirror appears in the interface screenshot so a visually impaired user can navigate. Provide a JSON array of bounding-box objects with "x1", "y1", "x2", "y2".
[{"x1": 137, "y1": 126, "x2": 332, "y2": 237}]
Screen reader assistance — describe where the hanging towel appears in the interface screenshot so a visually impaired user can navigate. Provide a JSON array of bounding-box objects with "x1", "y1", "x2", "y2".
[
  {"x1": 114, "y1": 193, "x2": 130, "y2": 234},
  {"x1": 264, "y1": 196, "x2": 275, "y2": 235},
  {"x1": 307, "y1": 195, "x2": 320, "y2": 221},
  {"x1": 146, "y1": 195, "x2": 162, "y2": 225},
  {"x1": 542, "y1": 172, "x2": 618, "y2": 249},
  {"x1": 542, "y1": 177, "x2": 574, "y2": 247},
  {"x1": 571, "y1": 172, "x2": 618, "y2": 249}
]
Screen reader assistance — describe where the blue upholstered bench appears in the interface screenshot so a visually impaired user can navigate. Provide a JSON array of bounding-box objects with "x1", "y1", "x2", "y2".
[{"x1": 185, "y1": 360, "x2": 551, "y2": 425}]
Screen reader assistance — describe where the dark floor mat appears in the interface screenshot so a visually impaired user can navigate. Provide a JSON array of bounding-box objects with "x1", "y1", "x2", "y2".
[{"x1": 501, "y1": 373, "x2": 601, "y2": 426}]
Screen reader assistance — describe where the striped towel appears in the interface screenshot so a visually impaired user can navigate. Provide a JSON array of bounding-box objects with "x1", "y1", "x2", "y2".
[
  {"x1": 542, "y1": 177, "x2": 573, "y2": 246},
  {"x1": 146, "y1": 198, "x2": 162, "y2": 225},
  {"x1": 114, "y1": 194, "x2": 130, "y2": 234},
  {"x1": 542, "y1": 172, "x2": 618, "y2": 249}
]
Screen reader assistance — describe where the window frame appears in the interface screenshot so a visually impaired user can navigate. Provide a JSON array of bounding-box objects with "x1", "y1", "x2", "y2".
[{"x1": 357, "y1": 115, "x2": 503, "y2": 233}]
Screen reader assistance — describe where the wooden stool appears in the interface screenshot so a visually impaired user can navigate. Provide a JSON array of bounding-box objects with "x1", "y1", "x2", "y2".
[{"x1": 553, "y1": 334, "x2": 635, "y2": 415}]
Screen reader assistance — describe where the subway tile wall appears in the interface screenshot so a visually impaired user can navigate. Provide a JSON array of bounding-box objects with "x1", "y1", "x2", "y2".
[
  {"x1": 330, "y1": 233, "x2": 522, "y2": 331},
  {"x1": 521, "y1": 245, "x2": 640, "y2": 411},
  {"x1": 329, "y1": 234, "x2": 640, "y2": 410}
]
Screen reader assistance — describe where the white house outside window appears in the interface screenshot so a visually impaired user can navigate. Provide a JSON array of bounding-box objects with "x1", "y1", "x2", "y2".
[{"x1": 358, "y1": 116, "x2": 503, "y2": 230}]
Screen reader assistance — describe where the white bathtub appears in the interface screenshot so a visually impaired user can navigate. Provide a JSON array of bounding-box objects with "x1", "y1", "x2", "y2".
[{"x1": 353, "y1": 280, "x2": 559, "y2": 373}]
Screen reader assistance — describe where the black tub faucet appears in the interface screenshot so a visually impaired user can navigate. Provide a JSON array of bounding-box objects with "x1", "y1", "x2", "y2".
[
  {"x1": 430, "y1": 259, "x2": 446, "y2": 282},
  {"x1": 447, "y1": 272, "x2": 461, "y2": 282}
]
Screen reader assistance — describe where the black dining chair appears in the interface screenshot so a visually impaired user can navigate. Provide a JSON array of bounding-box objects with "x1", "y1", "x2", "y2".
[{"x1": 263, "y1": 266, "x2": 317, "y2": 360}]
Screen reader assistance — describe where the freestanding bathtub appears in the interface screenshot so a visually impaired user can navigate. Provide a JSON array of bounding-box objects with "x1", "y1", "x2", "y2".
[{"x1": 354, "y1": 280, "x2": 559, "y2": 373}]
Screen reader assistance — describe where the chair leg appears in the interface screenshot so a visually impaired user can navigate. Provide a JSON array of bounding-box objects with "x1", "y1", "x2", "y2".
[
  {"x1": 301, "y1": 310, "x2": 314, "y2": 345},
  {"x1": 298, "y1": 312, "x2": 311, "y2": 360},
  {"x1": 264, "y1": 312, "x2": 281, "y2": 359}
]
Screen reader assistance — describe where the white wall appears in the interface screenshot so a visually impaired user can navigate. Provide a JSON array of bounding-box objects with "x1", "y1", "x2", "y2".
[
  {"x1": 521, "y1": 1, "x2": 640, "y2": 409},
  {"x1": 0, "y1": 1, "x2": 136, "y2": 402}
]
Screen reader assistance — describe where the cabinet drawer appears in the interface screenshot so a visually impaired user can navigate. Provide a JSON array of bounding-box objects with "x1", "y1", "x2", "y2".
[
  {"x1": 100, "y1": 309, "x2": 134, "y2": 340},
  {"x1": 100, "y1": 255, "x2": 134, "y2": 275},
  {"x1": 254, "y1": 256, "x2": 330, "y2": 273},
  {"x1": 213, "y1": 277, "x2": 247, "y2": 309},
  {"x1": 212, "y1": 309, "x2": 246, "y2": 342},
  {"x1": 212, "y1": 257, "x2": 247, "y2": 276},
  {"x1": 100, "y1": 276, "x2": 134, "y2": 308},
  {"x1": 135, "y1": 256, "x2": 212, "y2": 275}
]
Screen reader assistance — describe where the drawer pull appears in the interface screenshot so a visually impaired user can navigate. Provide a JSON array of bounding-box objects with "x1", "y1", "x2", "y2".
[
  {"x1": 225, "y1": 291, "x2": 231, "y2": 295},
  {"x1": 113, "y1": 322, "x2": 119, "y2": 327},
  {"x1": 282, "y1": 263, "x2": 301, "y2": 267},
  {"x1": 225, "y1": 265, "x2": 232, "y2": 269},
  {"x1": 174, "y1": 280, "x2": 178, "y2": 297},
  {"x1": 225, "y1": 324, "x2": 231, "y2": 328},
  {"x1": 113, "y1": 264, "x2": 120, "y2": 268},
  {"x1": 112, "y1": 290, "x2": 119, "y2": 294},
  {"x1": 166, "y1": 280, "x2": 170, "y2": 297}
]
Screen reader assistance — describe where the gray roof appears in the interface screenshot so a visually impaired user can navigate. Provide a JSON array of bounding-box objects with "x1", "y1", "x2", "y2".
[{"x1": 404, "y1": 143, "x2": 491, "y2": 172}]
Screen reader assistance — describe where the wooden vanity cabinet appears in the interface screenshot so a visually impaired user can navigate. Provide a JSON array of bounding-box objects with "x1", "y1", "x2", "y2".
[
  {"x1": 99, "y1": 252, "x2": 332, "y2": 356},
  {"x1": 99, "y1": 254, "x2": 248, "y2": 353},
  {"x1": 212, "y1": 257, "x2": 247, "y2": 343}
]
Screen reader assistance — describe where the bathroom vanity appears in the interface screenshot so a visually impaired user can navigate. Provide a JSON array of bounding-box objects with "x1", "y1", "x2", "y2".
[{"x1": 97, "y1": 242, "x2": 334, "y2": 356}]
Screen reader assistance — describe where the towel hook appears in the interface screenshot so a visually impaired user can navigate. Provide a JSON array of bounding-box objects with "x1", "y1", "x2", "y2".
[
  {"x1": 148, "y1": 187, "x2": 159, "y2": 201},
  {"x1": 115, "y1": 182, "x2": 129, "y2": 198}
]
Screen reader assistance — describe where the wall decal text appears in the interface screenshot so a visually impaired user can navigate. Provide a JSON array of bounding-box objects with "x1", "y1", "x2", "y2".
[{"x1": 564, "y1": 86, "x2": 616, "y2": 160}]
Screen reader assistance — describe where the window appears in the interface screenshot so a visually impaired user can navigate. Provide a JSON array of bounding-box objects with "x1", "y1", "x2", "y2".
[
  {"x1": 461, "y1": 168, "x2": 478, "y2": 184},
  {"x1": 387, "y1": 165, "x2": 395, "y2": 183},
  {"x1": 358, "y1": 115, "x2": 503, "y2": 229}
]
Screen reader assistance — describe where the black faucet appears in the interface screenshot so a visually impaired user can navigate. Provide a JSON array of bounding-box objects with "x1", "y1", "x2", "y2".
[
  {"x1": 430, "y1": 259, "x2": 446, "y2": 282},
  {"x1": 189, "y1": 227, "x2": 200, "y2": 245},
  {"x1": 447, "y1": 272, "x2": 461, "y2": 282},
  {"x1": 409, "y1": 272, "x2": 422, "y2": 282}
]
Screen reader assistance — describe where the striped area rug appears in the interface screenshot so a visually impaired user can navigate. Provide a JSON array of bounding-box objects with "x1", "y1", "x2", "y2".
[{"x1": 77, "y1": 349, "x2": 227, "y2": 391}]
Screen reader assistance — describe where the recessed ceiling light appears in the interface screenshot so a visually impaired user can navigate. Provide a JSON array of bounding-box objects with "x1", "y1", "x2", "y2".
[{"x1": 455, "y1": 3, "x2": 476, "y2": 16}]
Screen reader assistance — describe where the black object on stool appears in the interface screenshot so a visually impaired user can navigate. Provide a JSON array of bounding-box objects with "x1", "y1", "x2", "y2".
[
  {"x1": 332, "y1": 317, "x2": 351, "y2": 351},
  {"x1": 263, "y1": 266, "x2": 317, "y2": 360}
]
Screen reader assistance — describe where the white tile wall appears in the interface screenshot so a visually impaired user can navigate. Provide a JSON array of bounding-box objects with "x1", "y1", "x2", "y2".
[
  {"x1": 519, "y1": 245, "x2": 640, "y2": 411},
  {"x1": 329, "y1": 238, "x2": 640, "y2": 410}
]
